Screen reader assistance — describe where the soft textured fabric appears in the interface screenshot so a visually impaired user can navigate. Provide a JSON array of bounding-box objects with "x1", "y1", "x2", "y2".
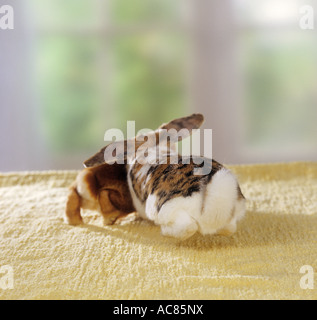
[{"x1": 0, "y1": 162, "x2": 316, "y2": 300}]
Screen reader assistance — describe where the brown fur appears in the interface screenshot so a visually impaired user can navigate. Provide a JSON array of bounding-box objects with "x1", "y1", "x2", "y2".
[
  {"x1": 65, "y1": 163, "x2": 135, "y2": 226},
  {"x1": 83, "y1": 113, "x2": 245, "y2": 213},
  {"x1": 83, "y1": 113, "x2": 245, "y2": 234},
  {"x1": 129, "y1": 156, "x2": 227, "y2": 212}
]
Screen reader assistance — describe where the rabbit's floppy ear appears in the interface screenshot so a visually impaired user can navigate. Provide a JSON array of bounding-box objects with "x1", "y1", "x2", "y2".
[
  {"x1": 83, "y1": 141, "x2": 128, "y2": 168},
  {"x1": 84, "y1": 146, "x2": 107, "y2": 168}
]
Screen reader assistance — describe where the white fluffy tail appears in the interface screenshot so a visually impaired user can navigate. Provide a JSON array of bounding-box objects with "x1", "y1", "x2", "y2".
[{"x1": 199, "y1": 168, "x2": 244, "y2": 235}]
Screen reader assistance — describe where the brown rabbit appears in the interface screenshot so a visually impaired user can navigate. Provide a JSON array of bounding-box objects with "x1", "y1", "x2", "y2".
[{"x1": 65, "y1": 163, "x2": 135, "y2": 226}]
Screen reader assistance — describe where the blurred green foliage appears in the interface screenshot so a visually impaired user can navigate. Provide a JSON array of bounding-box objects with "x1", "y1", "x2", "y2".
[
  {"x1": 36, "y1": 37, "x2": 103, "y2": 151},
  {"x1": 110, "y1": 33, "x2": 188, "y2": 136},
  {"x1": 243, "y1": 31, "x2": 317, "y2": 148},
  {"x1": 32, "y1": 0, "x2": 317, "y2": 155},
  {"x1": 109, "y1": 0, "x2": 184, "y2": 24},
  {"x1": 32, "y1": 0, "x2": 187, "y2": 153}
]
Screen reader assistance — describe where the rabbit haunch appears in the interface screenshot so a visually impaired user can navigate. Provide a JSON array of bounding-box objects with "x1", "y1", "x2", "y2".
[
  {"x1": 65, "y1": 163, "x2": 135, "y2": 226},
  {"x1": 127, "y1": 154, "x2": 245, "y2": 240}
]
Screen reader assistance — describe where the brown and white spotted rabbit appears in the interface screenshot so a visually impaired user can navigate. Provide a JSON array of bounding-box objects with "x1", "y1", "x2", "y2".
[{"x1": 84, "y1": 114, "x2": 246, "y2": 240}]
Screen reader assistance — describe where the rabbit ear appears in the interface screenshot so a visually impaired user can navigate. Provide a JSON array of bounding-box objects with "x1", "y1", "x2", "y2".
[
  {"x1": 84, "y1": 146, "x2": 107, "y2": 168},
  {"x1": 84, "y1": 114, "x2": 205, "y2": 167},
  {"x1": 83, "y1": 141, "x2": 128, "y2": 167},
  {"x1": 159, "y1": 113, "x2": 204, "y2": 132},
  {"x1": 157, "y1": 113, "x2": 204, "y2": 143}
]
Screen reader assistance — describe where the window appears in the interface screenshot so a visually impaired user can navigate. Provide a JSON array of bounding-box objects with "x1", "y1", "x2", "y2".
[
  {"x1": 30, "y1": 0, "x2": 190, "y2": 168},
  {"x1": 1, "y1": 1, "x2": 316, "y2": 171},
  {"x1": 235, "y1": 0, "x2": 317, "y2": 162}
]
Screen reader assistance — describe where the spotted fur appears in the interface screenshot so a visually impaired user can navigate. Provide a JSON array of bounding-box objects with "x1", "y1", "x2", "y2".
[
  {"x1": 84, "y1": 113, "x2": 246, "y2": 240},
  {"x1": 129, "y1": 156, "x2": 226, "y2": 212}
]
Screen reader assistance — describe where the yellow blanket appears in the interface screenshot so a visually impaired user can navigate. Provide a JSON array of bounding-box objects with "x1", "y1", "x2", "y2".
[{"x1": 0, "y1": 162, "x2": 316, "y2": 300}]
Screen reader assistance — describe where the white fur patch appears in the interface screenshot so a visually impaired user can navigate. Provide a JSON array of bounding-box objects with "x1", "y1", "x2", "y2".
[
  {"x1": 127, "y1": 165, "x2": 147, "y2": 219},
  {"x1": 128, "y1": 163, "x2": 245, "y2": 240},
  {"x1": 76, "y1": 171, "x2": 99, "y2": 211},
  {"x1": 199, "y1": 168, "x2": 245, "y2": 235},
  {"x1": 76, "y1": 171, "x2": 93, "y2": 199},
  {"x1": 156, "y1": 193, "x2": 202, "y2": 240},
  {"x1": 145, "y1": 193, "x2": 158, "y2": 221}
]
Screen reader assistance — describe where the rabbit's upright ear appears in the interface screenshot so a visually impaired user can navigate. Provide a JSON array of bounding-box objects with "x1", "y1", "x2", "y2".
[
  {"x1": 157, "y1": 113, "x2": 204, "y2": 143},
  {"x1": 159, "y1": 113, "x2": 204, "y2": 132}
]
